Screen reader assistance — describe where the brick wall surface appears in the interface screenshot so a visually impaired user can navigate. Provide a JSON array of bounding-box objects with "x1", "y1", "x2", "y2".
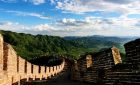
[
  {"x1": 18, "y1": 56, "x2": 25, "y2": 75},
  {"x1": 0, "y1": 34, "x2": 3, "y2": 73},
  {"x1": 0, "y1": 34, "x2": 65, "y2": 85},
  {"x1": 27, "y1": 62, "x2": 31, "y2": 74},
  {"x1": 4, "y1": 43, "x2": 17, "y2": 76},
  {"x1": 72, "y1": 40, "x2": 140, "y2": 85}
]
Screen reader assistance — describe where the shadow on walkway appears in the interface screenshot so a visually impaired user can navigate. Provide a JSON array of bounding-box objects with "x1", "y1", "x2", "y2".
[{"x1": 25, "y1": 70, "x2": 91, "y2": 85}]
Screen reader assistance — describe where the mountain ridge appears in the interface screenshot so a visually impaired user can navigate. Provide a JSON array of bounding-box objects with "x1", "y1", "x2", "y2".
[{"x1": 0, "y1": 30, "x2": 138, "y2": 60}]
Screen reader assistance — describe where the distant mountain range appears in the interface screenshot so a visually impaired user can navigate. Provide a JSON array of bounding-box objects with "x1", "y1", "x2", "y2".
[
  {"x1": 64, "y1": 36, "x2": 138, "y2": 53},
  {"x1": 64, "y1": 35, "x2": 137, "y2": 44},
  {"x1": 0, "y1": 30, "x2": 138, "y2": 60}
]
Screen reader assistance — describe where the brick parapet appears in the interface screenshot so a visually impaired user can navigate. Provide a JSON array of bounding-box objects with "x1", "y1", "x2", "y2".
[
  {"x1": 72, "y1": 40, "x2": 140, "y2": 85},
  {"x1": 0, "y1": 34, "x2": 65, "y2": 85}
]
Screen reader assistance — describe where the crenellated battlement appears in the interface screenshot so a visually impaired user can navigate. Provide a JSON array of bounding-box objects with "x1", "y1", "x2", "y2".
[
  {"x1": 72, "y1": 39, "x2": 140, "y2": 85},
  {"x1": 0, "y1": 34, "x2": 65, "y2": 85}
]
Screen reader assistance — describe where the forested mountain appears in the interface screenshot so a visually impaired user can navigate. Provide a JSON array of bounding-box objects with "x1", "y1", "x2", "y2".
[
  {"x1": 0, "y1": 30, "x2": 82, "y2": 60},
  {"x1": 64, "y1": 36, "x2": 137, "y2": 53},
  {"x1": 64, "y1": 35, "x2": 134, "y2": 44},
  {"x1": 0, "y1": 30, "x2": 137, "y2": 60}
]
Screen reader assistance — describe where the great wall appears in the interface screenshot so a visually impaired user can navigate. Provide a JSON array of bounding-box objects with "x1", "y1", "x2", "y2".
[
  {"x1": 72, "y1": 39, "x2": 140, "y2": 85},
  {"x1": 0, "y1": 34, "x2": 65, "y2": 85},
  {"x1": 0, "y1": 33, "x2": 140, "y2": 85}
]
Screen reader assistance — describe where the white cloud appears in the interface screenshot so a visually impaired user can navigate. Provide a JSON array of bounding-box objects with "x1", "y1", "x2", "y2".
[
  {"x1": 50, "y1": 0, "x2": 55, "y2": 4},
  {"x1": 0, "y1": 21, "x2": 13, "y2": 25},
  {"x1": 0, "y1": 17, "x2": 140, "y2": 37},
  {"x1": 61, "y1": 18, "x2": 76, "y2": 24},
  {"x1": 0, "y1": 21, "x2": 57, "y2": 35},
  {"x1": 104, "y1": 0, "x2": 134, "y2": 4},
  {"x1": 34, "y1": 24, "x2": 56, "y2": 31},
  {"x1": 51, "y1": 0, "x2": 140, "y2": 16},
  {"x1": 0, "y1": 0, "x2": 16, "y2": 3},
  {"x1": 29, "y1": 0, "x2": 45, "y2": 5},
  {"x1": 52, "y1": 17, "x2": 140, "y2": 36},
  {"x1": 0, "y1": 0, "x2": 46, "y2": 5},
  {"x1": 3, "y1": 10, "x2": 50, "y2": 19},
  {"x1": 0, "y1": 21, "x2": 28, "y2": 32}
]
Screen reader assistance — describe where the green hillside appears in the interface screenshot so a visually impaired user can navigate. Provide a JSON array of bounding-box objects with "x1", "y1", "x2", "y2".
[
  {"x1": 0, "y1": 30, "x2": 83, "y2": 60},
  {"x1": 64, "y1": 36, "x2": 134, "y2": 54},
  {"x1": 0, "y1": 30, "x2": 135, "y2": 60},
  {"x1": 64, "y1": 36, "x2": 137, "y2": 60}
]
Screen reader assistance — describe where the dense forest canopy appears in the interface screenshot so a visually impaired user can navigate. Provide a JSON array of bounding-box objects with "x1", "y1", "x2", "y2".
[
  {"x1": 0, "y1": 30, "x2": 135, "y2": 61},
  {"x1": 0, "y1": 30, "x2": 81, "y2": 60}
]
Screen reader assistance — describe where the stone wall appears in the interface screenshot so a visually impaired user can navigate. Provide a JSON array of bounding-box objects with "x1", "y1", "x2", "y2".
[
  {"x1": 0, "y1": 34, "x2": 65, "y2": 85},
  {"x1": 124, "y1": 39, "x2": 140, "y2": 69},
  {"x1": 0, "y1": 34, "x2": 4, "y2": 85},
  {"x1": 104, "y1": 66, "x2": 140, "y2": 85},
  {"x1": 72, "y1": 41, "x2": 140, "y2": 85},
  {"x1": 72, "y1": 54, "x2": 97, "y2": 82},
  {"x1": 0, "y1": 34, "x2": 3, "y2": 72}
]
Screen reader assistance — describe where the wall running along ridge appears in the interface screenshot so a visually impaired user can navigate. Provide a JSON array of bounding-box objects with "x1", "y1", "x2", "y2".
[
  {"x1": 0, "y1": 34, "x2": 65, "y2": 85},
  {"x1": 72, "y1": 41, "x2": 140, "y2": 85}
]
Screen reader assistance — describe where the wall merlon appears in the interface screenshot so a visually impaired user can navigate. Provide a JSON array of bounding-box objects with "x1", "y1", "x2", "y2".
[
  {"x1": 27, "y1": 62, "x2": 32, "y2": 74},
  {"x1": 40, "y1": 66, "x2": 45, "y2": 74},
  {"x1": 33, "y1": 65, "x2": 39, "y2": 75},
  {"x1": 4, "y1": 43, "x2": 17, "y2": 75},
  {"x1": 18, "y1": 56, "x2": 25, "y2": 74}
]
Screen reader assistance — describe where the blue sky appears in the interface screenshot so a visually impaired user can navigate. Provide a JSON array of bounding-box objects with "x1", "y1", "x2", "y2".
[{"x1": 0, "y1": 0, "x2": 140, "y2": 36}]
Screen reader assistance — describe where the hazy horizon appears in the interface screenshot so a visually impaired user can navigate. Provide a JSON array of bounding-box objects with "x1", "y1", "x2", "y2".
[{"x1": 1, "y1": 30, "x2": 140, "y2": 39}]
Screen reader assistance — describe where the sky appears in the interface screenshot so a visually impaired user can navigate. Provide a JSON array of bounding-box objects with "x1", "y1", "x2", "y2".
[{"x1": 0, "y1": 0, "x2": 140, "y2": 37}]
